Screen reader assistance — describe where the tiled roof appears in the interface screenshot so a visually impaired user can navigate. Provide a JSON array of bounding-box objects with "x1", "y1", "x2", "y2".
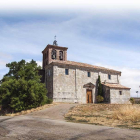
[
  {"x1": 102, "y1": 83, "x2": 131, "y2": 89},
  {"x1": 52, "y1": 61, "x2": 121, "y2": 74},
  {"x1": 42, "y1": 44, "x2": 68, "y2": 53}
]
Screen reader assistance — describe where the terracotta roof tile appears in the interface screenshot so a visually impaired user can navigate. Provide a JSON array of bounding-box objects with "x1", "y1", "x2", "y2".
[
  {"x1": 52, "y1": 61, "x2": 121, "y2": 74},
  {"x1": 102, "y1": 83, "x2": 131, "y2": 89},
  {"x1": 42, "y1": 44, "x2": 68, "y2": 53}
]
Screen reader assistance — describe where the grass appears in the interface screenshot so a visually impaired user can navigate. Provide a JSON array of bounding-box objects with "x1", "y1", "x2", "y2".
[
  {"x1": 113, "y1": 105, "x2": 140, "y2": 122},
  {"x1": 0, "y1": 103, "x2": 57, "y2": 116},
  {"x1": 65, "y1": 104, "x2": 140, "y2": 129}
]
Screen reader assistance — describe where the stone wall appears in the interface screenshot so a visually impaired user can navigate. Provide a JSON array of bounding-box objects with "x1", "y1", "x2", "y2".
[
  {"x1": 133, "y1": 98, "x2": 140, "y2": 104},
  {"x1": 100, "y1": 72, "x2": 120, "y2": 83},
  {"x1": 53, "y1": 66, "x2": 76, "y2": 102},
  {"x1": 102, "y1": 85, "x2": 110, "y2": 103},
  {"x1": 52, "y1": 64, "x2": 120, "y2": 103},
  {"x1": 75, "y1": 68, "x2": 98, "y2": 103},
  {"x1": 110, "y1": 89, "x2": 130, "y2": 104},
  {"x1": 45, "y1": 66, "x2": 53, "y2": 99}
]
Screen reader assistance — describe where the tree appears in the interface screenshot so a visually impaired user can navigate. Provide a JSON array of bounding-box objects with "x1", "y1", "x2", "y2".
[
  {"x1": 0, "y1": 59, "x2": 48, "y2": 113},
  {"x1": 97, "y1": 75, "x2": 103, "y2": 96},
  {"x1": 0, "y1": 59, "x2": 41, "y2": 83},
  {"x1": 96, "y1": 76, "x2": 104, "y2": 103}
]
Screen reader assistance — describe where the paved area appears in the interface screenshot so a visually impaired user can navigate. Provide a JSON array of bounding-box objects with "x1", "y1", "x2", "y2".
[{"x1": 0, "y1": 104, "x2": 140, "y2": 140}]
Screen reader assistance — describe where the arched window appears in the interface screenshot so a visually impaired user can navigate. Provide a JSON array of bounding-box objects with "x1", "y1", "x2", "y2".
[
  {"x1": 51, "y1": 49, "x2": 56, "y2": 59},
  {"x1": 59, "y1": 51, "x2": 63, "y2": 60}
]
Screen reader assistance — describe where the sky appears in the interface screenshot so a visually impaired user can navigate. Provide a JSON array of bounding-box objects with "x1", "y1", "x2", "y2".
[{"x1": 0, "y1": 0, "x2": 140, "y2": 97}]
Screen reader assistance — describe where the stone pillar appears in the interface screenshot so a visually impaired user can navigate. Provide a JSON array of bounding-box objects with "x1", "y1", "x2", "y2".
[
  {"x1": 56, "y1": 50, "x2": 59, "y2": 60},
  {"x1": 48, "y1": 48, "x2": 52, "y2": 64},
  {"x1": 64, "y1": 51, "x2": 67, "y2": 61}
]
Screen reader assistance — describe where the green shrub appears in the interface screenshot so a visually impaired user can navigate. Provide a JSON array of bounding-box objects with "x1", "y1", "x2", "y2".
[
  {"x1": 46, "y1": 99, "x2": 53, "y2": 104},
  {"x1": 129, "y1": 97, "x2": 135, "y2": 105},
  {"x1": 0, "y1": 59, "x2": 48, "y2": 113},
  {"x1": 0, "y1": 79, "x2": 48, "y2": 112},
  {"x1": 96, "y1": 95, "x2": 104, "y2": 103}
]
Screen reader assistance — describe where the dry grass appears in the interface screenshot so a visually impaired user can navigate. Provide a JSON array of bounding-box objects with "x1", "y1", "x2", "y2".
[
  {"x1": 113, "y1": 105, "x2": 140, "y2": 122},
  {"x1": 0, "y1": 103, "x2": 59, "y2": 116},
  {"x1": 65, "y1": 104, "x2": 140, "y2": 129}
]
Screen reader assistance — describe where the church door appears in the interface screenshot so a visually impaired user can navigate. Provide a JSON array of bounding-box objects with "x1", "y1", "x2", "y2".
[{"x1": 86, "y1": 90, "x2": 93, "y2": 103}]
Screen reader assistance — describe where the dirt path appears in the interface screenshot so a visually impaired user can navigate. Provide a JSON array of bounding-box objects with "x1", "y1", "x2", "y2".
[
  {"x1": 27, "y1": 103, "x2": 76, "y2": 120},
  {"x1": 0, "y1": 104, "x2": 140, "y2": 140}
]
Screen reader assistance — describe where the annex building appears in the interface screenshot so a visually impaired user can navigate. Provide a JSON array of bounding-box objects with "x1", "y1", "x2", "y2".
[{"x1": 40, "y1": 39, "x2": 131, "y2": 104}]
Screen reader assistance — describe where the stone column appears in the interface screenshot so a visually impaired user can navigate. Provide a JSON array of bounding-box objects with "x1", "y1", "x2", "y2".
[{"x1": 64, "y1": 51, "x2": 67, "y2": 61}]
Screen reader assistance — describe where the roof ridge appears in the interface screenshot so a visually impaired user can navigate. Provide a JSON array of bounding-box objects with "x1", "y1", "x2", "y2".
[
  {"x1": 57, "y1": 60, "x2": 121, "y2": 73},
  {"x1": 102, "y1": 82, "x2": 131, "y2": 89}
]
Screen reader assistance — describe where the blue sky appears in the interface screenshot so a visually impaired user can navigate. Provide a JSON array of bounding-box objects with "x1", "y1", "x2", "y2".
[{"x1": 1, "y1": 0, "x2": 140, "y2": 97}]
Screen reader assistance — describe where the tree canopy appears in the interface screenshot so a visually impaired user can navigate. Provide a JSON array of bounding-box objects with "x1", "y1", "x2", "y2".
[
  {"x1": 0, "y1": 59, "x2": 48, "y2": 113},
  {"x1": 0, "y1": 59, "x2": 41, "y2": 83}
]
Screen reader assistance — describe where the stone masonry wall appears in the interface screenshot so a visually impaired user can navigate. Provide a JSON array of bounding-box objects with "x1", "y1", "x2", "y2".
[
  {"x1": 103, "y1": 85, "x2": 110, "y2": 103},
  {"x1": 100, "y1": 72, "x2": 120, "y2": 83},
  {"x1": 110, "y1": 89, "x2": 130, "y2": 104},
  {"x1": 75, "y1": 68, "x2": 98, "y2": 103},
  {"x1": 52, "y1": 65, "x2": 119, "y2": 103},
  {"x1": 53, "y1": 66, "x2": 76, "y2": 102},
  {"x1": 45, "y1": 66, "x2": 53, "y2": 99}
]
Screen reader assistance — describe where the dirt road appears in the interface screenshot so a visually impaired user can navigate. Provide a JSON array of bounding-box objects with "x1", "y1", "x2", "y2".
[{"x1": 0, "y1": 104, "x2": 140, "y2": 140}]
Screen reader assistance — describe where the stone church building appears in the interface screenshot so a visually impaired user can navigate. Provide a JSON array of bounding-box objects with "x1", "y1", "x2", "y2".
[{"x1": 40, "y1": 39, "x2": 131, "y2": 104}]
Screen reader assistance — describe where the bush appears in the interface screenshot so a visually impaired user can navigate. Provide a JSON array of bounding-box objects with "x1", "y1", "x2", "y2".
[
  {"x1": 96, "y1": 95, "x2": 104, "y2": 103},
  {"x1": 129, "y1": 97, "x2": 135, "y2": 105},
  {"x1": 0, "y1": 59, "x2": 49, "y2": 113},
  {"x1": 0, "y1": 79, "x2": 48, "y2": 112},
  {"x1": 46, "y1": 99, "x2": 53, "y2": 104}
]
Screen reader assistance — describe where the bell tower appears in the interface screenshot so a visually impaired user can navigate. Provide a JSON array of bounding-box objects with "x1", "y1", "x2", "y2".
[{"x1": 42, "y1": 37, "x2": 68, "y2": 69}]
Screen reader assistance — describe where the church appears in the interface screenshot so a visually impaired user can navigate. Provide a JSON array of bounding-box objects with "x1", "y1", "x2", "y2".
[{"x1": 40, "y1": 39, "x2": 131, "y2": 104}]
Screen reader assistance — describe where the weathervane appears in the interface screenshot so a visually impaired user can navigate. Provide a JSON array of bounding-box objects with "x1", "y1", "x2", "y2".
[
  {"x1": 54, "y1": 35, "x2": 56, "y2": 40},
  {"x1": 53, "y1": 35, "x2": 58, "y2": 46}
]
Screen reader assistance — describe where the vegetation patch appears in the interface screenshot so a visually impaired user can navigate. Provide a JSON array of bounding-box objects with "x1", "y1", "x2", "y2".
[
  {"x1": 65, "y1": 104, "x2": 140, "y2": 129},
  {"x1": 0, "y1": 59, "x2": 51, "y2": 115},
  {"x1": 1, "y1": 103, "x2": 57, "y2": 116}
]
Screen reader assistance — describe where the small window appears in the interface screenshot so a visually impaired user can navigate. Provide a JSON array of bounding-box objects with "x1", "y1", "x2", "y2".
[
  {"x1": 65, "y1": 69, "x2": 69, "y2": 75},
  {"x1": 108, "y1": 74, "x2": 111, "y2": 79},
  {"x1": 87, "y1": 72, "x2": 91, "y2": 77},
  {"x1": 119, "y1": 91, "x2": 122, "y2": 95}
]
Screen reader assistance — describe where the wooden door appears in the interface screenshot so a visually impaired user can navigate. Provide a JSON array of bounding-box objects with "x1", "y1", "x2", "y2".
[{"x1": 87, "y1": 90, "x2": 93, "y2": 103}]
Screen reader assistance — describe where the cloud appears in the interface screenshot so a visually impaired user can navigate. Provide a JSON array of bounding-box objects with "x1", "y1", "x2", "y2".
[
  {"x1": 0, "y1": 52, "x2": 13, "y2": 70},
  {"x1": 36, "y1": 61, "x2": 42, "y2": 67},
  {"x1": 0, "y1": 0, "x2": 140, "y2": 13},
  {"x1": 0, "y1": 9, "x2": 140, "y2": 98},
  {"x1": 118, "y1": 68, "x2": 140, "y2": 97},
  {"x1": 94, "y1": 63, "x2": 140, "y2": 97}
]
